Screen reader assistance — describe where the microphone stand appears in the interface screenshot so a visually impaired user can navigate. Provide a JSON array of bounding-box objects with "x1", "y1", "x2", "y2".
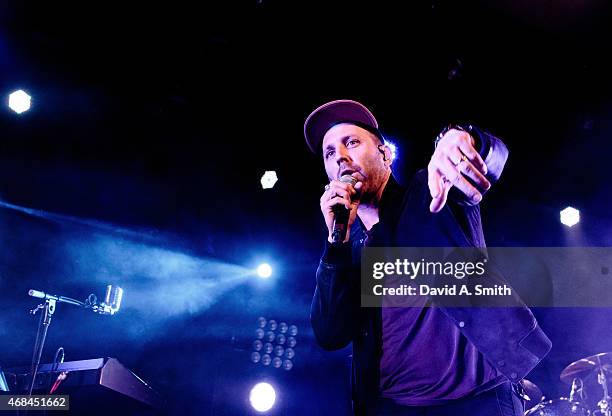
[
  {"x1": 28, "y1": 299, "x2": 54, "y2": 396},
  {"x1": 27, "y1": 294, "x2": 85, "y2": 396},
  {"x1": 26, "y1": 286, "x2": 122, "y2": 396}
]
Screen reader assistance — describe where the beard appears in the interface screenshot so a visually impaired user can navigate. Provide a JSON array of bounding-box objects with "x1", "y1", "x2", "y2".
[
  {"x1": 358, "y1": 167, "x2": 390, "y2": 206},
  {"x1": 358, "y1": 180, "x2": 379, "y2": 204}
]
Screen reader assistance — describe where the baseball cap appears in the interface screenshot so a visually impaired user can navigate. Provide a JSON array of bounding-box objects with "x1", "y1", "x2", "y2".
[{"x1": 303, "y1": 99, "x2": 379, "y2": 154}]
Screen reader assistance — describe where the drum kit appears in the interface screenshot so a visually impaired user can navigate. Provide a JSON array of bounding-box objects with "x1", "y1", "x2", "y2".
[{"x1": 523, "y1": 352, "x2": 612, "y2": 416}]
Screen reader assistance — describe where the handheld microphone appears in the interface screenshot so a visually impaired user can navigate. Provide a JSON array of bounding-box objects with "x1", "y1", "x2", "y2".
[{"x1": 331, "y1": 174, "x2": 358, "y2": 244}]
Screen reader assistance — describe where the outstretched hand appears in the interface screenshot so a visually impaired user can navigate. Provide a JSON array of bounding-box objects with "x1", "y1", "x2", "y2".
[{"x1": 428, "y1": 129, "x2": 491, "y2": 213}]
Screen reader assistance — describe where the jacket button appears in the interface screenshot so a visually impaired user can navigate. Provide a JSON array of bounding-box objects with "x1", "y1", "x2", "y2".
[
  {"x1": 458, "y1": 321, "x2": 465, "y2": 328},
  {"x1": 510, "y1": 372, "x2": 518, "y2": 380},
  {"x1": 498, "y1": 360, "x2": 505, "y2": 367}
]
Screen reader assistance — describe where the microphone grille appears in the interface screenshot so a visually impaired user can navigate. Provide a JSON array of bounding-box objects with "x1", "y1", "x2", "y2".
[{"x1": 339, "y1": 174, "x2": 358, "y2": 186}]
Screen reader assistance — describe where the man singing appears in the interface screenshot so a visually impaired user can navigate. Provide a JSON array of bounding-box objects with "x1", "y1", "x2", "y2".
[{"x1": 305, "y1": 100, "x2": 551, "y2": 415}]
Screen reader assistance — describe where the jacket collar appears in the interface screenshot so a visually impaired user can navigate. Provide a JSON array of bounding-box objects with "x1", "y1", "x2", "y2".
[{"x1": 352, "y1": 174, "x2": 405, "y2": 240}]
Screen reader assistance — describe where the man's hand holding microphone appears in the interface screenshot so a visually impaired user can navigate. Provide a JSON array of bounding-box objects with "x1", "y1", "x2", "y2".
[{"x1": 320, "y1": 175, "x2": 363, "y2": 244}]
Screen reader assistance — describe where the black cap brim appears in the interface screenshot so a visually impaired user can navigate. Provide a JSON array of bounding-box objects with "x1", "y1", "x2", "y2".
[{"x1": 303, "y1": 99, "x2": 379, "y2": 154}]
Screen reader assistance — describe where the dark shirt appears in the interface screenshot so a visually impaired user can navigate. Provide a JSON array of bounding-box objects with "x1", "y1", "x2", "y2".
[{"x1": 380, "y1": 304, "x2": 503, "y2": 406}]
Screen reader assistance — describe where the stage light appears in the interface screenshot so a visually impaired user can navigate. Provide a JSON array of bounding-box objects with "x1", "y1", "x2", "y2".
[
  {"x1": 257, "y1": 263, "x2": 272, "y2": 278},
  {"x1": 287, "y1": 336, "x2": 296, "y2": 348},
  {"x1": 261, "y1": 354, "x2": 272, "y2": 366},
  {"x1": 8, "y1": 90, "x2": 31, "y2": 114},
  {"x1": 260, "y1": 171, "x2": 278, "y2": 189},
  {"x1": 274, "y1": 345, "x2": 284, "y2": 357},
  {"x1": 249, "y1": 382, "x2": 276, "y2": 412},
  {"x1": 560, "y1": 206, "x2": 580, "y2": 227},
  {"x1": 251, "y1": 317, "x2": 298, "y2": 371}
]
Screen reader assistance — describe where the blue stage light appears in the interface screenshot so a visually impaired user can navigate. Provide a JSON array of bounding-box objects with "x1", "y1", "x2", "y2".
[
  {"x1": 288, "y1": 325, "x2": 298, "y2": 336},
  {"x1": 261, "y1": 354, "x2": 272, "y2": 366},
  {"x1": 286, "y1": 336, "x2": 296, "y2": 348},
  {"x1": 283, "y1": 359, "x2": 293, "y2": 371},
  {"x1": 251, "y1": 317, "x2": 298, "y2": 371},
  {"x1": 257, "y1": 263, "x2": 272, "y2": 278},
  {"x1": 249, "y1": 382, "x2": 276, "y2": 412},
  {"x1": 274, "y1": 345, "x2": 284, "y2": 357}
]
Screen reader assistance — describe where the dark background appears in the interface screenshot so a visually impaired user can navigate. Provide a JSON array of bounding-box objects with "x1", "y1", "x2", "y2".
[{"x1": 1, "y1": 1, "x2": 612, "y2": 414}]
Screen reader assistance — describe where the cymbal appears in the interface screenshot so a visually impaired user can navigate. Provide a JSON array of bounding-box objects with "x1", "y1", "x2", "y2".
[
  {"x1": 520, "y1": 379, "x2": 544, "y2": 403},
  {"x1": 561, "y1": 352, "x2": 612, "y2": 385}
]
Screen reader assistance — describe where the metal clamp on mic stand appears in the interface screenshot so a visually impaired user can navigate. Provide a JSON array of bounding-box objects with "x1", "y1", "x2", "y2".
[{"x1": 26, "y1": 285, "x2": 123, "y2": 396}]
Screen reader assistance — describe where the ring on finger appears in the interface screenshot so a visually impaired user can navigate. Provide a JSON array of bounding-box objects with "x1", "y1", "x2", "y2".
[{"x1": 455, "y1": 154, "x2": 468, "y2": 167}]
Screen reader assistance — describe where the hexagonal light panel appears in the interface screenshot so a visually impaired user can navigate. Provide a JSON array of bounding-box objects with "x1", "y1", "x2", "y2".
[
  {"x1": 560, "y1": 206, "x2": 580, "y2": 227},
  {"x1": 8, "y1": 90, "x2": 32, "y2": 114},
  {"x1": 260, "y1": 171, "x2": 278, "y2": 189}
]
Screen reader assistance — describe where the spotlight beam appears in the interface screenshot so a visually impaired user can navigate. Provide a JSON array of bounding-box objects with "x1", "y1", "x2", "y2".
[{"x1": 0, "y1": 198, "x2": 158, "y2": 241}]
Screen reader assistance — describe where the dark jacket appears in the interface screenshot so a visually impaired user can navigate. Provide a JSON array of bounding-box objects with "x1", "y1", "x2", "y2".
[{"x1": 310, "y1": 128, "x2": 552, "y2": 415}]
